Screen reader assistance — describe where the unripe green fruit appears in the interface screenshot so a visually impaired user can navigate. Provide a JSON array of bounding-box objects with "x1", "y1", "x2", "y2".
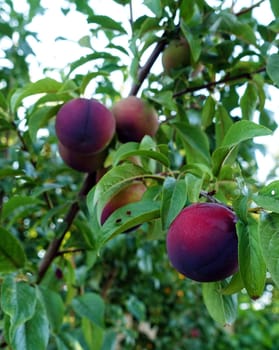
[
  {"x1": 55, "y1": 98, "x2": 115, "y2": 154},
  {"x1": 100, "y1": 182, "x2": 147, "y2": 228},
  {"x1": 162, "y1": 38, "x2": 191, "y2": 75},
  {"x1": 112, "y1": 96, "x2": 159, "y2": 143},
  {"x1": 58, "y1": 141, "x2": 107, "y2": 173},
  {"x1": 166, "y1": 203, "x2": 238, "y2": 282}
]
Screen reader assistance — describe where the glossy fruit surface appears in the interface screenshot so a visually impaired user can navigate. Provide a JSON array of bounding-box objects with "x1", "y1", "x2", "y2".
[
  {"x1": 55, "y1": 98, "x2": 115, "y2": 154},
  {"x1": 166, "y1": 203, "x2": 238, "y2": 282},
  {"x1": 58, "y1": 141, "x2": 107, "y2": 173},
  {"x1": 100, "y1": 182, "x2": 147, "y2": 225},
  {"x1": 112, "y1": 96, "x2": 158, "y2": 143}
]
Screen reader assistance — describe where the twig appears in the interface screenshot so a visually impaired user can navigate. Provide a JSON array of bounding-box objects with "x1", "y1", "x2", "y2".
[
  {"x1": 37, "y1": 172, "x2": 96, "y2": 283},
  {"x1": 173, "y1": 66, "x2": 266, "y2": 98},
  {"x1": 236, "y1": 0, "x2": 266, "y2": 16},
  {"x1": 129, "y1": 33, "x2": 168, "y2": 96}
]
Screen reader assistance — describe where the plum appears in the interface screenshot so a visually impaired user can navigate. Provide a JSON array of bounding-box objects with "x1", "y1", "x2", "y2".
[
  {"x1": 58, "y1": 141, "x2": 107, "y2": 173},
  {"x1": 162, "y1": 38, "x2": 191, "y2": 75},
  {"x1": 55, "y1": 98, "x2": 115, "y2": 154},
  {"x1": 112, "y1": 96, "x2": 159, "y2": 143},
  {"x1": 166, "y1": 203, "x2": 238, "y2": 282}
]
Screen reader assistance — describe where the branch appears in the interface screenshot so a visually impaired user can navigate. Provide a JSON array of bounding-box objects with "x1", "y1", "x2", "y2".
[
  {"x1": 173, "y1": 66, "x2": 266, "y2": 98},
  {"x1": 236, "y1": 0, "x2": 266, "y2": 16},
  {"x1": 129, "y1": 33, "x2": 168, "y2": 96},
  {"x1": 37, "y1": 172, "x2": 96, "y2": 283}
]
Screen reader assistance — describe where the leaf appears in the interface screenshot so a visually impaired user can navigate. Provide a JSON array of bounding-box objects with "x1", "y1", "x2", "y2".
[
  {"x1": 143, "y1": 0, "x2": 162, "y2": 17},
  {"x1": 212, "y1": 120, "x2": 272, "y2": 175},
  {"x1": 175, "y1": 123, "x2": 211, "y2": 166},
  {"x1": 38, "y1": 287, "x2": 65, "y2": 332},
  {"x1": 90, "y1": 163, "x2": 148, "y2": 220},
  {"x1": 126, "y1": 296, "x2": 146, "y2": 321},
  {"x1": 202, "y1": 281, "x2": 237, "y2": 325},
  {"x1": 259, "y1": 212, "x2": 279, "y2": 288},
  {"x1": 185, "y1": 173, "x2": 203, "y2": 203},
  {"x1": 180, "y1": 22, "x2": 201, "y2": 62},
  {"x1": 240, "y1": 83, "x2": 258, "y2": 120},
  {"x1": 237, "y1": 218, "x2": 266, "y2": 299},
  {"x1": 82, "y1": 318, "x2": 104, "y2": 350},
  {"x1": 161, "y1": 177, "x2": 187, "y2": 230},
  {"x1": 1, "y1": 276, "x2": 37, "y2": 331},
  {"x1": 88, "y1": 15, "x2": 127, "y2": 34},
  {"x1": 253, "y1": 180, "x2": 279, "y2": 213},
  {"x1": 99, "y1": 199, "x2": 161, "y2": 244},
  {"x1": 218, "y1": 12, "x2": 256, "y2": 45},
  {"x1": 0, "y1": 228, "x2": 26, "y2": 272},
  {"x1": 10, "y1": 298, "x2": 49, "y2": 350},
  {"x1": 270, "y1": 0, "x2": 279, "y2": 17},
  {"x1": 72, "y1": 293, "x2": 105, "y2": 328},
  {"x1": 267, "y1": 54, "x2": 279, "y2": 86},
  {"x1": 214, "y1": 104, "x2": 233, "y2": 148},
  {"x1": 221, "y1": 272, "x2": 244, "y2": 295},
  {"x1": 10, "y1": 78, "x2": 62, "y2": 112},
  {"x1": 2, "y1": 195, "x2": 43, "y2": 220},
  {"x1": 202, "y1": 95, "x2": 216, "y2": 129}
]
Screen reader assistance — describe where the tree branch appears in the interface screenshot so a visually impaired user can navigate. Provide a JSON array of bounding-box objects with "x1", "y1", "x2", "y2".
[
  {"x1": 129, "y1": 33, "x2": 168, "y2": 96},
  {"x1": 235, "y1": 0, "x2": 266, "y2": 16},
  {"x1": 173, "y1": 66, "x2": 266, "y2": 98},
  {"x1": 37, "y1": 172, "x2": 96, "y2": 283}
]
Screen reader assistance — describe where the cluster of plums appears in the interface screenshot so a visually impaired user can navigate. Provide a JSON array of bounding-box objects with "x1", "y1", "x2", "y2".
[
  {"x1": 55, "y1": 95, "x2": 158, "y2": 227},
  {"x1": 55, "y1": 38, "x2": 238, "y2": 283}
]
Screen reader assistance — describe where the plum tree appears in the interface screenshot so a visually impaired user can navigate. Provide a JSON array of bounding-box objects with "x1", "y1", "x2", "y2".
[
  {"x1": 100, "y1": 182, "x2": 147, "y2": 226},
  {"x1": 58, "y1": 141, "x2": 107, "y2": 173},
  {"x1": 55, "y1": 98, "x2": 115, "y2": 154},
  {"x1": 162, "y1": 38, "x2": 191, "y2": 75},
  {"x1": 166, "y1": 203, "x2": 238, "y2": 282},
  {"x1": 112, "y1": 96, "x2": 159, "y2": 143}
]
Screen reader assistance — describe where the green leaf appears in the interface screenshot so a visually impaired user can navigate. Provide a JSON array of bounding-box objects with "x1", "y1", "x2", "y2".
[
  {"x1": 10, "y1": 298, "x2": 49, "y2": 350},
  {"x1": 180, "y1": 21, "x2": 201, "y2": 62},
  {"x1": 82, "y1": 318, "x2": 104, "y2": 350},
  {"x1": 267, "y1": 54, "x2": 279, "y2": 86},
  {"x1": 202, "y1": 281, "x2": 237, "y2": 325},
  {"x1": 253, "y1": 180, "x2": 279, "y2": 213},
  {"x1": 259, "y1": 212, "x2": 279, "y2": 288},
  {"x1": 221, "y1": 272, "x2": 244, "y2": 295},
  {"x1": 219, "y1": 12, "x2": 256, "y2": 45},
  {"x1": 88, "y1": 15, "x2": 127, "y2": 34},
  {"x1": 214, "y1": 104, "x2": 233, "y2": 148},
  {"x1": 185, "y1": 173, "x2": 203, "y2": 203},
  {"x1": 10, "y1": 78, "x2": 62, "y2": 112},
  {"x1": 175, "y1": 123, "x2": 211, "y2": 166},
  {"x1": 237, "y1": 218, "x2": 266, "y2": 299},
  {"x1": 143, "y1": 0, "x2": 162, "y2": 17},
  {"x1": 68, "y1": 53, "x2": 118, "y2": 75},
  {"x1": 72, "y1": 293, "x2": 105, "y2": 328},
  {"x1": 90, "y1": 163, "x2": 148, "y2": 220},
  {"x1": 212, "y1": 120, "x2": 272, "y2": 175},
  {"x1": 99, "y1": 199, "x2": 161, "y2": 244},
  {"x1": 1, "y1": 276, "x2": 37, "y2": 331},
  {"x1": 38, "y1": 287, "x2": 65, "y2": 332},
  {"x1": 0, "y1": 228, "x2": 26, "y2": 272},
  {"x1": 202, "y1": 95, "x2": 216, "y2": 129},
  {"x1": 2, "y1": 195, "x2": 43, "y2": 221},
  {"x1": 270, "y1": 0, "x2": 279, "y2": 17},
  {"x1": 161, "y1": 177, "x2": 187, "y2": 230},
  {"x1": 240, "y1": 83, "x2": 258, "y2": 120},
  {"x1": 126, "y1": 296, "x2": 146, "y2": 321}
]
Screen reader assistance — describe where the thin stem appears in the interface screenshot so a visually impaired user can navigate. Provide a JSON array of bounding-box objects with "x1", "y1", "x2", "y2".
[
  {"x1": 129, "y1": 33, "x2": 168, "y2": 96},
  {"x1": 37, "y1": 172, "x2": 96, "y2": 283},
  {"x1": 173, "y1": 67, "x2": 266, "y2": 98},
  {"x1": 236, "y1": 0, "x2": 266, "y2": 16}
]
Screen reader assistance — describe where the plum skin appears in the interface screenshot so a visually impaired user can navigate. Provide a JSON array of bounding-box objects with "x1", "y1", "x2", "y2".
[
  {"x1": 55, "y1": 98, "x2": 115, "y2": 154},
  {"x1": 166, "y1": 203, "x2": 238, "y2": 282},
  {"x1": 162, "y1": 38, "x2": 190, "y2": 75},
  {"x1": 112, "y1": 96, "x2": 159, "y2": 143},
  {"x1": 100, "y1": 182, "x2": 147, "y2": 226},
  {"x1": 58, "y1": 141, "x2": 107, "y2": 173}
]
